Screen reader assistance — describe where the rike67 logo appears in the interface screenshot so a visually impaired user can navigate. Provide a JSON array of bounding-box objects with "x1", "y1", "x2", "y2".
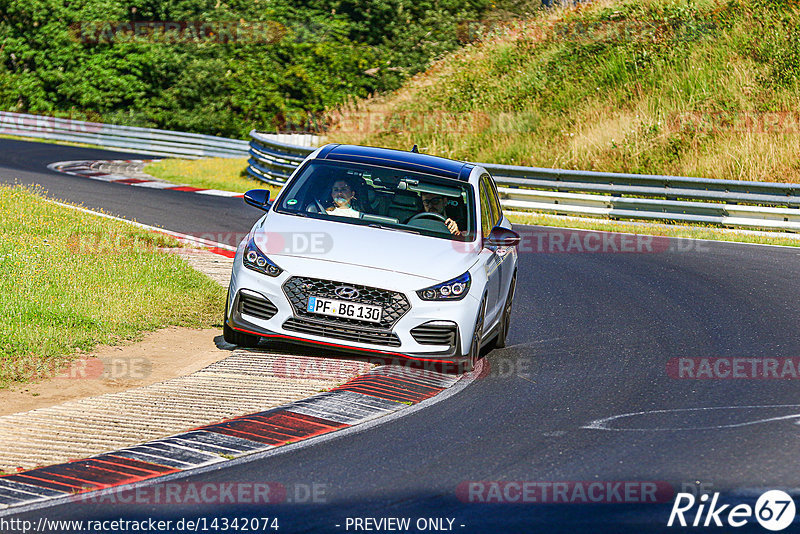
[{"x1": 668, "y1": 490, "x2": 796, "y2": 531}]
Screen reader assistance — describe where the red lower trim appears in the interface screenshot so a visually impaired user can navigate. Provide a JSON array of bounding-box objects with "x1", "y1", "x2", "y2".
[{"x1": 230, "y1": 325, "x2": 459, "y2": 364}]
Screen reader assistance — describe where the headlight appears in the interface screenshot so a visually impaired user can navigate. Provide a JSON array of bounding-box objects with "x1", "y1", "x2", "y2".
[
  {"x1": 243, "y1": 237, "x2": 283, "y2": 277},
  {"x1": 417, "y1": 272, "x2": 470, "y2": 301}
]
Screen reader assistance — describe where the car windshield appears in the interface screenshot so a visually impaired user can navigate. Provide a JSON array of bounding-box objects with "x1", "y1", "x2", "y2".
[{"x1": 274, "y1": 159, "x2": 475, "y2": 241}]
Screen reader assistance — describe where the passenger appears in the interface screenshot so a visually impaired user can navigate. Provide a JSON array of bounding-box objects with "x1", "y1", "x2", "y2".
[
  {"x1": 420, "y1": 193, "x2": 461, "y2": 235},
  {"x1": 326, "y1": 178, "x2": 360, "y2": 218}
]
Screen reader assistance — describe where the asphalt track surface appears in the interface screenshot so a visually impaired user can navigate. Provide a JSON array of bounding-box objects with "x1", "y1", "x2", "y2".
[
  {"x1": 3, "y1": 138, "x2": 800, "y2": 533},
  {"x1": 0, "y1": 138, "x2": 264, "y2": 236}
]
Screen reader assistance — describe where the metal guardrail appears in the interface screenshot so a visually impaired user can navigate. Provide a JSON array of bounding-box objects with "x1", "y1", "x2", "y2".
[
  {"x1": 248, "y1": 131, "x2": 800, "y2": 232},
  {"x1": 0, "y1": 112, "x2": 313, "y2": 162},
  {"x1": 1, "y1": 111, "x2": 253, "y2": 158},
  {"x1": 248, "y1": 130, "x2": 317, "y2": 185},
  {"x1": 1, "y1": 111, "x2": 322, "y2": 159}
]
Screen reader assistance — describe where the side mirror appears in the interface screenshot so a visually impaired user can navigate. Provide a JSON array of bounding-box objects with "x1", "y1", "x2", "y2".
[
  {"x1": 485, "y1": 226, "x2": 520, "y2": 248},
  {"x1": 244, "y1": 189, "x2": 271, "y2": 211}
]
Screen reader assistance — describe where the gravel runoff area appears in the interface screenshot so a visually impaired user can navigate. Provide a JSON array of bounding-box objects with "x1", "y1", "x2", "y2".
[{"x1": 0, "y1": 348, "x2": 373, "y2": 472}]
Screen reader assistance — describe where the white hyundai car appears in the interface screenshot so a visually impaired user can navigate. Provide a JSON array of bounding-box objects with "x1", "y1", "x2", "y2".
[{"x1": 224, "y1": 144, "x2": 519, "y2": 371}]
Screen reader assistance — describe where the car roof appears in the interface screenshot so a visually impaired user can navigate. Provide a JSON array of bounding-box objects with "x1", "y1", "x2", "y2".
[{"x1": 316, "y1": 144, "x2": 475, "y2": 181}]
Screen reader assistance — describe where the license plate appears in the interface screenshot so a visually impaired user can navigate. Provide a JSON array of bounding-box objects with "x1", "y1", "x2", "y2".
[{"x1": 306, "y1": 296, "x2": 383, "y2": 323}]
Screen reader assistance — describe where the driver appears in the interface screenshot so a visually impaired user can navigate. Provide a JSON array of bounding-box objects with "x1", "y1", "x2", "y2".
[
  {"x1": 326, "y1": 178, "x2": 360, "y2": 218},
  {"x1": 420, "y1": 193, "x2": 460, "y2": 235}
]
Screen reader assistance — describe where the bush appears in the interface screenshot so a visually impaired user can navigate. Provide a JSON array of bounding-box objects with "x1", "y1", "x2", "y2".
[{"x1": 0, "y1": 0, "x2": 540, "y2": 138}]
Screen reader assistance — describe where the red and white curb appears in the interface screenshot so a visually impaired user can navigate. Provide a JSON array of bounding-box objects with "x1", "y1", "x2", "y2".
[
  {"x1": 0, "y1": 362, "x2": 482, "y2": 511},
  {"x1": 46, "y1": 198, "x2": 238, "y2": 259},
  {"x1": 47, "y1": 160, "x2": 244, "y2": 198}
]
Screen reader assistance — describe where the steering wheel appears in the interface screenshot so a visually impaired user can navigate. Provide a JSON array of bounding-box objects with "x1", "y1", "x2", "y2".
[
  {"x1": 406, "y1": 212, "x2": 447, "y2": 224},
  {"x1": 313, "y1": 198, "x2": 327, "y2": 214}
]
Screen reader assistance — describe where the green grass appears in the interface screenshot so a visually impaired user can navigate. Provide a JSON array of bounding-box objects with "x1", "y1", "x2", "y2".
[
  {"x1": 0, "y1": 185, "x2": 225, "y2": 389},
  {"x1": 507, "y1": 211, "x2": 800, "y2": 247},
  {"x1": 328, "y1": 0, "x2": 800, "y2": 183},
  {"x1": 145, "y1": 158, "x2": 283, "y2": 196}
]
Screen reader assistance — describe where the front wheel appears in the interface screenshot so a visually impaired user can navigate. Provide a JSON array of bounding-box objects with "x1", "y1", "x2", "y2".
[
  {"x1": 491, "y1": 273, "x2": 516, "y2": 349},
  {"x1": 462, "y1": 296, "x2": 486, "y2": 372},
  {"x1": 223, "y1": 297, "x2": 261, "y2": 348}
]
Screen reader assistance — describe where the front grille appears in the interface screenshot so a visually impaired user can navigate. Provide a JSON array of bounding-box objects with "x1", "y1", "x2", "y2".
[
  {"x1": 283, "y1": 317, "x2": 401, "y2": 347},
  {"x1": 410, "y1": 322, "x2": 457, "y2": 346},
  {"x1": 282, "y1": 276, "x2": 410, "y2": 329},
  {"x1": 239, "y1": 292, "x2": 278, "y2": 321}
]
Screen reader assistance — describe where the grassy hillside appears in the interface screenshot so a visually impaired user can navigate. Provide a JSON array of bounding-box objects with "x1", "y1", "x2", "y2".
[{"x1": 328, "y1": 0, "x2": 800, "y2": 182}]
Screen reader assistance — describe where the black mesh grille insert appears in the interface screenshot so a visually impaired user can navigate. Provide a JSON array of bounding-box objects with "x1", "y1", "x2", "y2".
[
  {"x1": 239, "y1": 293, "x2": 278, "y2": 321},
  {"x1": 283, "y1": 317, "x2": 401, "y2": 347},
  {"x1": 282, "y1": 276, "x2": 410, "y2": 329},
  {"x1": 410, "y1": 322, "x2": 457, "y2": 346}
]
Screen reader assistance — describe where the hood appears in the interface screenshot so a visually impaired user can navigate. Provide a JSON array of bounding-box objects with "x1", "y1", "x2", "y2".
[{"x1": 252, "y1": 211, "x2": 480, "y2": 283}]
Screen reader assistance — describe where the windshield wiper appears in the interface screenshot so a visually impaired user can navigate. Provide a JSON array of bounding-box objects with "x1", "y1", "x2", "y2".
[
  {"x1": 367, "y1": 223, "x2": 420, "y2": 235},
  {"x1": 283, "y1": 209, "x2": 308, "y2": 217}
]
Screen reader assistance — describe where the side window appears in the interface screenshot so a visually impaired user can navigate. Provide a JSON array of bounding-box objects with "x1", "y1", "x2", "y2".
[
  {"x1": 488, "y1": 176, "x2": 503, "y2": 224},
  {"x1": 479, "y1": 179, "x2": 493, "y2": 238},
  {"x1": 480, "y1": 175, "x2": 500, "y2": 232}
]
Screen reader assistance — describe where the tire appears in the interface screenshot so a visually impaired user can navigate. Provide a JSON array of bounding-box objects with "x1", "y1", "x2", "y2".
[
  {"x1": 223, "y1": 297, "x2": 261, "y2": 348},
  {"x1": 462, "y1": 296, "x2": 486, "y2": 372},
  {"x1": 491, "y1": 273, "x2": 516, "y2": 349}
]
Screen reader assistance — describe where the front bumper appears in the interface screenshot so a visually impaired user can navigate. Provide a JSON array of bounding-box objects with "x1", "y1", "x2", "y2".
[{"x1": 226, "y1": 250, "x2": 480, "y2": 365}]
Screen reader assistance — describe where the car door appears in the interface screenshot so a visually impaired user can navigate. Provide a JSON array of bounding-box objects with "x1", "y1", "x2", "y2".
[
  {"x1": 486, "y1": 174, "x2": 516, "y2": 306},
  {"x1": 479, "y1": 177, "x2": 502, "y2": 326}
]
